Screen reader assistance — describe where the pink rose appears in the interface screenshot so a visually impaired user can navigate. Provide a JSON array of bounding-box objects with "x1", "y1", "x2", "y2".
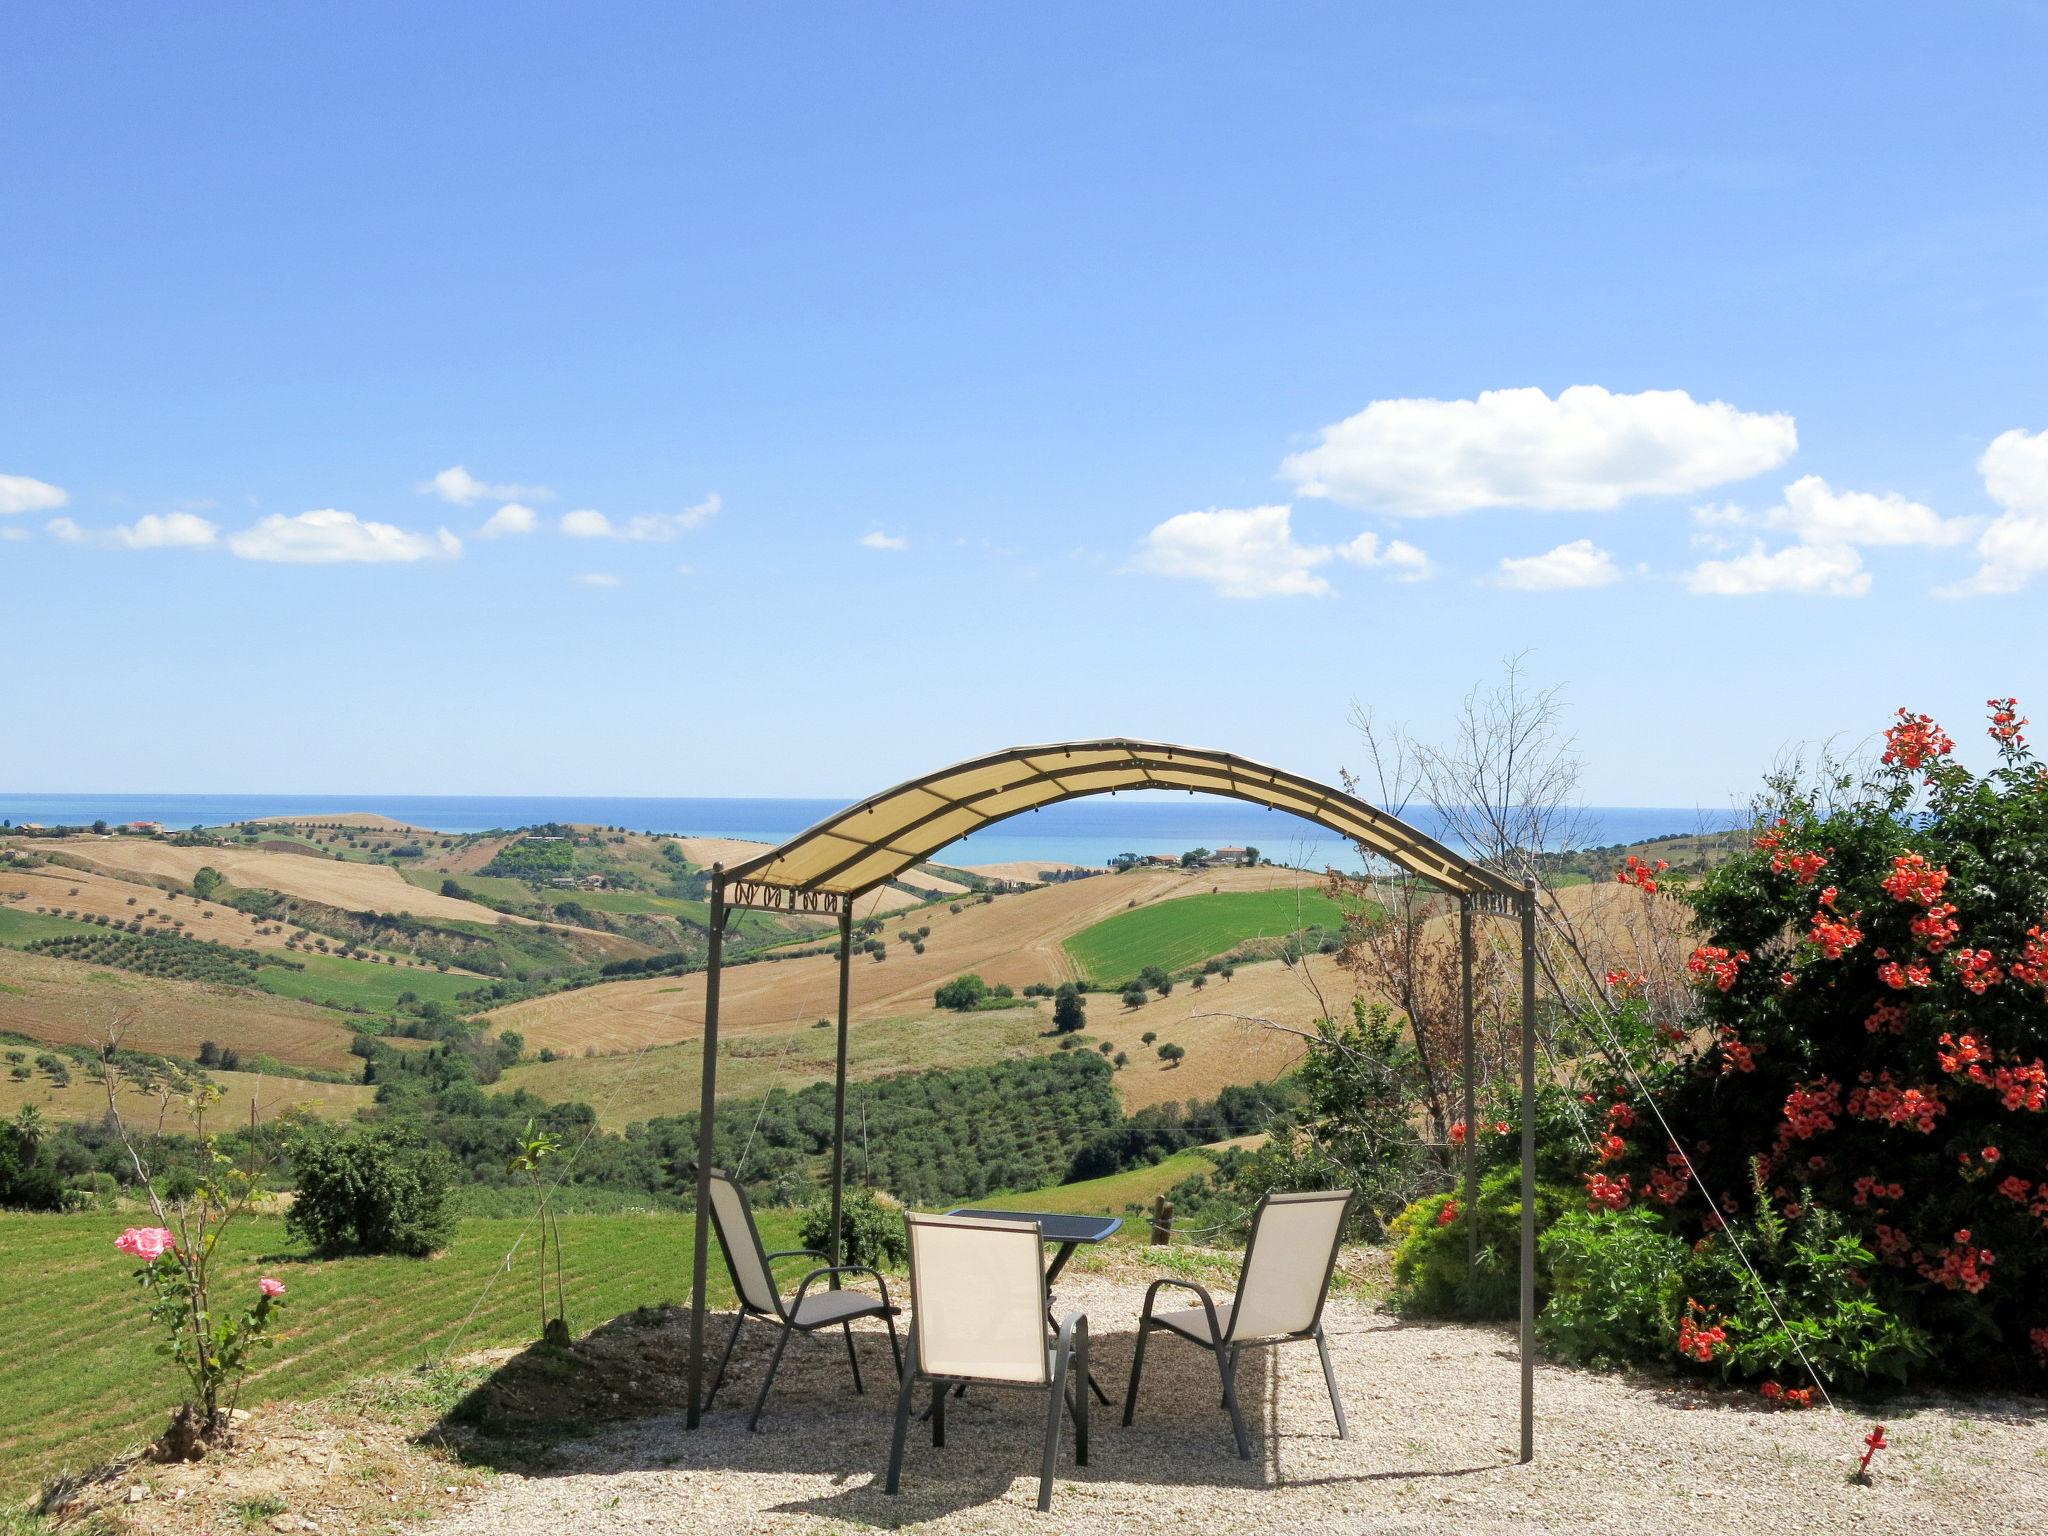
[
  {"x1": 259, "y1": 1277, "x2": 285, "y2": 1299},
  {"x1": 115, "y1": 1226, "x2": 176, "y2": 1261}
]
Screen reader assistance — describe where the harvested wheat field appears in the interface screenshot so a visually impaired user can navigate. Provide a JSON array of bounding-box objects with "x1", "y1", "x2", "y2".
[
  {"x1": 489, "y1": 865, "x2": 1321, "y2": 1056},
  {"x1": 0, "y1": 947, "x2": 365, "y2": 1072},
  {"x1": 0, "y1": 1064, "x2": 372, "y2": 1128},
  {"x1": 44, "y1": 836, "x2": 623, "y2": 946},
  {"x1": 963, "y1": 859, "x2": 1100, "y2": 883},
  {"x1": 420, "y1": 1265, "x2": 2046, "y2": 1536}
]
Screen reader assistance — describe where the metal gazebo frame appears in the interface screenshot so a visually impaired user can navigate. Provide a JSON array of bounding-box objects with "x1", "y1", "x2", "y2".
[{"x1": 682, "y1": 739, "x2": 1541, "y2": 1462}]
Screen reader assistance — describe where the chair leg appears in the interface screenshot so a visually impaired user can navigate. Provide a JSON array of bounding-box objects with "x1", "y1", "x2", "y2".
[
  {"x1": 842, "y1": 1320, "x2": 865, "y2": 1394},
  {"x1": 704, "y1": 1309, "x2": 745, "y2": 1408},
  {"x1": 1072, "y1": 1324, "x2": 1089, "y2": 1467},
  {"x1": 1220, "y1": 1344, "x2": 1239, "y2": 1409},
  {"x1": 1215, "y1": 1341, "x2": 1249, "y2": 1460},
  {"x1": 931, "y1": 1380, "x2": 946, "y2": 1447},
  {"x1": 1040, "y1": 1332, "x2": 1073, "y2": 1511},
  {"x1": 883, "y1": 1309, "x2": 904, "y2": 1379},
  {"x1": 1315, "y1": 1324, "x2": 1348, "y2": 1440},
  {"x1": 747, "y1": 1319, "x2": 794, "y2": 1433},
  {"x1": 1121, "y1": 1321, "x2": 1150, "y2": 1426},
  {"x1": 885, "y1": 1332, "x2": 918, "y2": 1495}
]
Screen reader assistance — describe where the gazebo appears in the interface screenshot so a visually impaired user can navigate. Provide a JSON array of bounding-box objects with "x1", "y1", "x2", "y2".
[{"x1": 683, "y1": 740, "x2": 1542, "y2": 1460}]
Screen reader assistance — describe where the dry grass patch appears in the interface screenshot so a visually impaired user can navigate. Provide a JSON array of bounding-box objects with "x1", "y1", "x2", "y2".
[{"x1": 0, "y1": 1066, "x2": 370, "y2": 1129}]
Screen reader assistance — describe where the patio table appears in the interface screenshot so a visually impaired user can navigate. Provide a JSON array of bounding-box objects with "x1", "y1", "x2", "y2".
[{"x1": 942, "y1": 1206, "x2": 1122, "y2": 1405}]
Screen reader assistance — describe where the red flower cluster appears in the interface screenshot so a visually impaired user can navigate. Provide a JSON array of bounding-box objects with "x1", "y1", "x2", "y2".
[
  {"x1": 1716, "y1": 1026, "x2": 1759, "y2": 1074},
  {"x1": 1688, "y1": 944, "x2": 1749, "y2": 991},
  {"x1": 1909, "y1": 902, "x2": 1961, "y2": 953},
  {"x1": 1645, "y1": 1167, "x2": 1686, "y2": 1205},
  {"x1": 1808, "y1": 907, "x2": 1864, "y2": 960},
  {"x1": 1606, "y1": 1101, "x2": 1636, "y2": 1131},
  {"x1": 1881, "y1": 852, "x2": 1949, "y2": 906},
  {"x1": 1772, "y1": 847, "x2": 1830, "y2": 885},
  {"x1": 1988, "y1": 697, "x2": 2028, "y2": 749},
  {"x1": 1950, "y1": 947, "x2": 2004, "y2": 994},
  {"x1": 1873, "y1": 1223, "x2": 1913, "y2": 1264},
  {"x1": 1847, "y1": 1072, "x2": 1946, "y2": 1133},
  {"x1": 1437, "y1": 1199, "x2": 1460, "y2": 1227},
  {"x1": 2011, "y1": 925, "x2": 2048, "y2": 987},
  {"x1": 1603, "y1": 967, "x2": 1644, "y2": 996},
  {"x1": 1753, "y1": 821, "x2": 1789, "y2": 852},
  {"x1": 1676, "y1": 1300, "x2": 1727, "y2": 1363},
  {"x1": 1877, "y1": 957, "x2": 1934, "y2": 990},
  {"x1": 1983, "y1": 1060, "x2": 2048, "y2": 1113},
  {"x1": 1776, "y1": 1077, "x2": 1841, "y2": 1149},
  {"x1": 1936, "y1": 1031, "x2": 1991, "y2": 1075},
  {"x1": 1448, "y1": 1121, "x2": 1467, "y2": 1146},
  {"x1": 1997, "y1": 1174, "x2": 2034, "y2": 1205},
  {"x1": 1596, "y1": 1133, "x2": 1628, "y2": 1164},
  {"x1": 1853, "y1": 1175, "x2": 1905, "y2": 1208},
  {"x1": 1882, "y1": 709, "x2": 1955, "y2": 773},
  {"x1": 1864, "y1": 1001, "x2": 1908, "y2": 1036},
  {"x1": 1918, "y1": 1229, "x2": 1995, "y2": 1294},
  {"x1": 1615, "y1": 854, "x2": 1669, "y2": 892},
  {"x1": 1584, "y1": 1171, "x2": 1632, "y2": 1211}
]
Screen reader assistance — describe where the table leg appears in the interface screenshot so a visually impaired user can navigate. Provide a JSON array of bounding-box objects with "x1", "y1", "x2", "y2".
[{"x1": 1044, "y1": 1243, "x2": 1110, "y2": 1406}]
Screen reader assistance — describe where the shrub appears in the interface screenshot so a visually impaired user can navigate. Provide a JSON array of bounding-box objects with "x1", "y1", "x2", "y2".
[
  {"x1": 287, "y1": 1129, "x2": 457, "y2": 1257},
  {"x1": 1122, "y1": 988, "x2": 1147, "y2": 1009},
  {"x1": 1053, "y1": 982, "x2": 1086, "y2": 1034},
  {"x1": 1536, "y1": 1206, "x2": 1690, "y2": 1367},
  {"x1": 797, "y1": 1187, "x2": 907, "y2": 1270},
  {"x1": 933, "y1": 974, "x2": 988, "y2": 1011},
  {"x1": 1390, "y1": 1167, "x2": 1576, "y2": 1319}
]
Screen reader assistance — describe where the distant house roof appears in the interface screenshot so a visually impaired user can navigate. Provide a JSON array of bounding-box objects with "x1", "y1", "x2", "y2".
[{"x1": 1213, "y1": 846, "x2": 1250, "y2": 857}]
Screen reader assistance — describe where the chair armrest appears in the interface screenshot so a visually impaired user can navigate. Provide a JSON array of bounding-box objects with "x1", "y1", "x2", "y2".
[
  {"x1": 789, "y1": 1264, "x2": 897, "y2": 1314},
  {"x1": 764, "y1": 1248, "x2": 826, "y2": 1264},
  {"x1": 1052, "y1": 1309, "x2": 1088, "y2": 1356},
  {"x1": 1139, "y1": 1276, "x2": 1231, "y2": 1343}
]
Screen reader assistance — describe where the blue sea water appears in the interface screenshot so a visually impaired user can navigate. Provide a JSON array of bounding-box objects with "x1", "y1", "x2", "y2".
[{"x1": 0, "y1": 791, "x2": 1743, "y2": 871}]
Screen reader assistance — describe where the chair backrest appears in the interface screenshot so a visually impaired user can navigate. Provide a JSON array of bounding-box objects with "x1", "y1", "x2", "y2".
[
  {"x1": 1226, "y1": 1188, "x2": 1353, "y2": 1340},
  {"x1": 704, "y1": 1168, "x2": 783, "y2": 1318},
  {"x1": 904, "y1": 1213, "x2": 1048, "y2": 1384}
]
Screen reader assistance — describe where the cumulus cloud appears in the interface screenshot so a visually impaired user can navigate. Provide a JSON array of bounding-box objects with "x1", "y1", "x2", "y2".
[
  {"x1": 1281, "y1": 385, "x2": 1796, "y2": 516},
  {"x1": 574, "y1": 572, "x2": 622, "y2": 588},
  {"x1": 1941, "y1": 427, "x2": 2048, "y2": 596},
  {"x1": 1136, "y1": 505, "x2": 1426, "y2": 599},
  {"x1": 419, "y1": 465, "x2": 553, "y2": 506},
  {"x1": 0, "y1": 473, "x2": 69, "y2": 515},
  {"x1": 478, "y1": 502, "x2": 538, "y2": 538},
  {"x1": 1335, "y1": 531, "x2": 1432, "y2": 581},
  {"x1": 557, "y1": 494, "x2": 719, "y2": 541},
  {"x1": 1495, "y1": 538, "x2": 1621, "y2": 591},
  {"x1": 227, "y1": 510, "x2": 461, "y2": 564},
  {"x1": 1686, "y1": 540, "x2": 1868, "y2": 597},
  {"x1": 859, "y1": 530, "x2": 909, "y2": 551},
  {"x1": 49, "y1": 512, "x2": 218, "y2": 549},
  {"x1": 1762, "y1": 475, "x2": 1969, "y2": 547}
]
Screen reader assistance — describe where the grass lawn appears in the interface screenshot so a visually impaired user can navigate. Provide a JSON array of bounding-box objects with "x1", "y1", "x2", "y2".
[
  {"x1": 1062, "y1": 888, "x2": 1349, "y2": 986},
  {"x1": 0, "y1": 907, "x2": 92, "y2": 946},
  {"x1": 252, "y1": 951, "x2": 480, "y2": 1011},
  {"x1": 0, "y1": 1208, "x2": 789, "y2": 1500}
]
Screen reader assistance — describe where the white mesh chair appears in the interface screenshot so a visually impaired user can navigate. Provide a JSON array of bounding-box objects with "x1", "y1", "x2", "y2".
[
  {"x1": 885, "y1": 1213, "x2": 1089, "y2": 1512},
  {"x1": 1123, "y1": 1188, "x2": 1353, "y2": 1459},
  {"x1": 700, "y1": 1168, "x2": 902, "y2": 1430}
]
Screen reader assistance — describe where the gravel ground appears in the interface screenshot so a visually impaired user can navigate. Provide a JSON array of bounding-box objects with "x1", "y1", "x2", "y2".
[{"x1": 425, "y1": 1273, "x2": 2048, "y2": 1536}]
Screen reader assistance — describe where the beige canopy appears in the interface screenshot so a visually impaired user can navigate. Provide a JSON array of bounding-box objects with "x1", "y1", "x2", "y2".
[{"x1": 721, "y1": 739, "x2": 1520, "y2": 902}]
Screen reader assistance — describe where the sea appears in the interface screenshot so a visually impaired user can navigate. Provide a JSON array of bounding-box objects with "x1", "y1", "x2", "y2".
[{"x1": 0, "y1": 793, "x2": 1745, "y2": 872}]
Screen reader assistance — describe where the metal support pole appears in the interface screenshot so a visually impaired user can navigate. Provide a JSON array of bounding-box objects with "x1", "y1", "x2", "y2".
[
  {"x1": 686, "y1": 868, "x2": 727, "y2": 1430},
  {"x1": 1459, "y1": 896, "x2": 1477, "y2": 1273},
  {"x1": 1518, "y1": 878, "x2": 1537, "y2": 1464},
  {"x1": 828, "y1": 905, "x2": 854, "y2": 1282}
]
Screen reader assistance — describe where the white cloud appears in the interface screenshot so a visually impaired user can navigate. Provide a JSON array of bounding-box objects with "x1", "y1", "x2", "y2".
[
  {"x1": 49, "y1": 511, "x2": 219, "y2": 549},
  {"x1": 558, "y1": 494, "x2": 719, "y2": 541},
  {"x1": 419, "y1": 465, "x2": 552, "y2": 506},
  {"x1": 1335, "y1": 531, "x2": 1433, "y2": 581},
  {"x1": 478, "y1": 502, "x2": 538, "y2": 538},
  {"x1": 1281, "y1": 385, "x2": 1796, "y2": 516},
  {"x1": 1763, "y1": 475, "x2": 1968, "y2": 547},
  {"x1": 1136, "y1": 505, "x2": 1340, "y2": 599},
  {"x1": 1686, "y1": 540, "x2": 1868, "y2": 597},
  {"x1": 1942, "y1": 427, "x2": 2048, "y2": 596},
  {"x1": 0, "y1": 473, "x2": 69, "y2": 515},
  {"x1": 859, "y1": 531, "x2": 909, "y2": 551},
  {"x1": 227, "y1": 510, "x2": 461, "y2": 564},
  {"x1": 1495, "y1": 538, "x2": 1621, "y2": 590},
  {"x1": 574, "y1": 572, "x2": 622, "y2": 588}
]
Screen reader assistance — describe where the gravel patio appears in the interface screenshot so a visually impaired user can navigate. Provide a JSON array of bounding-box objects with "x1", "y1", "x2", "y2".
[{"x1": 422, "y1": 1269, "x2": 2048, "y2": 1536}]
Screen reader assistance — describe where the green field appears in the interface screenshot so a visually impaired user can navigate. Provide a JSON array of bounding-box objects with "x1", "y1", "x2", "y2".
[
  {"x1": 1062, "y1": 888, "x2": 1348, "y2": 986},
  {"x1": 0, "y1": 1209, "x2": 790, "y2": 1499},
  {"x1": 989, "y1": 1145, "x2": 1225, "y2": 1221},
  {"x1": 0, "y1": 907, "x2": 91, "y2": 946},
  {"x1": 499, "y1": 1002, "x2": 1053, "y2": 1127},
  {"x1": 400, "y1": 868, "x2": 535, "y2": 905},
  {"x1": 251, "y1": 951, "x2": 482, "y2": 1011}
]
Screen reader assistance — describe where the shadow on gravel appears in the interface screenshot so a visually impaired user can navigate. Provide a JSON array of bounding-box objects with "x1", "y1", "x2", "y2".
[{"x1": 421, "y1": 1299, "x2": 1515, "y2": 1524}]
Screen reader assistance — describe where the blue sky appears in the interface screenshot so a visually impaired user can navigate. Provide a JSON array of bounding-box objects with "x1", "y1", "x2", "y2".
[{"x1": 5, "y1": 5, "x2": 2045, "y2": 806}]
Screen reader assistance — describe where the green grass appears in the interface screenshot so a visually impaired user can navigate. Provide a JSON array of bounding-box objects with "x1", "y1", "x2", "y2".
[
  {"x1": 399, "y1": 869, "x2": 535, "y2": 905},
  {"x1": 988, "y1": 1145, "x2": 1225, "y2": 1220},
  {"x1": 251, "y1": 952, "x2": 482, "y2": 1011},
  {"x1": 0, "y1": 908, "x2": 90, "y2": 946},
  {"x1": 0, "y1": 1209, "x2": 790, "y2": 1499},
  {"x1": 1062, "y1": 888, "x2": 1348, "y2": 986}
]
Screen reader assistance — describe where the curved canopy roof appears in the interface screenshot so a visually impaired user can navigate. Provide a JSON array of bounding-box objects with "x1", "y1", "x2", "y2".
[{"x1": 721, "y1": 739, "x2": 1520, "y2": 901}]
